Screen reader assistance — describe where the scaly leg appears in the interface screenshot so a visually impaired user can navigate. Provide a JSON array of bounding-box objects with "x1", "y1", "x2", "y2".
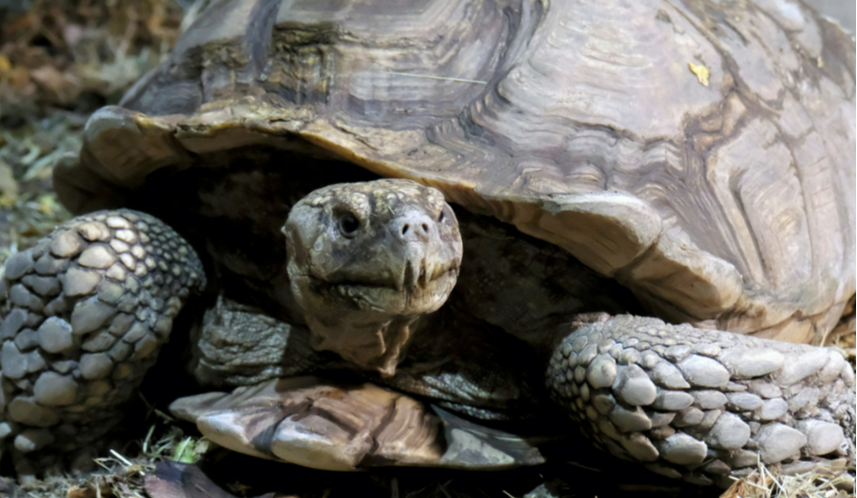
[
  {"x1": 546, "y1": 315, "x2": 855, "y2": 487},
  {"x1": 0, "y1": 210, "x2": 204, "y2": 477}
]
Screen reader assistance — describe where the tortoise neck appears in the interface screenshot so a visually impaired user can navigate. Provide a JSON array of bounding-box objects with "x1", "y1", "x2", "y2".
[{"x1": 307, "y1": 312, "x2": 434, "y2": 378}]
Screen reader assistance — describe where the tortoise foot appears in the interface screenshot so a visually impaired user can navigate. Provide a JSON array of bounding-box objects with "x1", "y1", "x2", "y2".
[
  {"x1": 546, "y1": 315, "x2": 855, "y2": 487},
  {"x1": 170, "y1": 376, "x2": 545, "y2": 471},
  {"x1": 0, "y1": 210, "x2": 204, "y2": 470}
]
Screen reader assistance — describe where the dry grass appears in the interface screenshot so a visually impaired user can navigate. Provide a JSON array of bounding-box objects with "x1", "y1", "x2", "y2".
[
  {"x1": 0, "y1": 115, "x2": 75, "y2": 264},
  {"x1": 722, "y1": 314, "x2": 857, "y2": 498},
  {"x1": 1, "y1": 420, "x2": 190, "y2": 498},
  {"x1": 721, "y1": 458, "x2": 854, "y2": 498}
]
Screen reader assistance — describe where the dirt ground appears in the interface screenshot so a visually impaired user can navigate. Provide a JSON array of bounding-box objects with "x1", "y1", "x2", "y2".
[{"x1": 0, "y1": 1, "x2": 854, "y2": 497}]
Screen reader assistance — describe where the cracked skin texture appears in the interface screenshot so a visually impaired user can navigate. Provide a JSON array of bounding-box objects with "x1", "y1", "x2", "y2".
[{"x1": 58, "y1": 0, "x2": 855, "y2": 344}]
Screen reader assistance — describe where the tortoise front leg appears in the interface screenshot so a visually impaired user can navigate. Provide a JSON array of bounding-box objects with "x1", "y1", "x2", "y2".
[
  {"x1": 545, "y1": 315, "x2": 855, "y2": 487},
  {"x1": 0, "y1": 210, "x2": 204, "y2": 478}
]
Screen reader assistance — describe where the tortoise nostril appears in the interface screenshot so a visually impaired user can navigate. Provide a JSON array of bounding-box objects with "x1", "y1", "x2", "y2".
[{"x1": 392, "y1": 213, "x2": 433, "y2": 243}]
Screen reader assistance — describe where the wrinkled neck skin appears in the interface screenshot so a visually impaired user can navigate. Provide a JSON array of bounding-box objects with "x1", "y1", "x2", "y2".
[
  {"x1": 301, "y1": 308, "x2": 434, "y2": 377},
  {"x1": 284, "y1": 179, "x2": 462, "y2": 377}
]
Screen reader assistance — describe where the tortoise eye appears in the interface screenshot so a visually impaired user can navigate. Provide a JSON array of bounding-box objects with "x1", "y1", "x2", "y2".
[{"x1": 339, "y1": 212, "x2": 360, "y2": 237}]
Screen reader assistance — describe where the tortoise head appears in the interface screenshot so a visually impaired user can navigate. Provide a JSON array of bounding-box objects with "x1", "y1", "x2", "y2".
[{"x1": 283, "y1": 179, "x2": 462, "y2": 376}]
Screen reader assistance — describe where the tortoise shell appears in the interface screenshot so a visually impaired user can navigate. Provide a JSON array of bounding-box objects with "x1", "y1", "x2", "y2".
[{"x1": 55, "y1": 0, "x2": 856, "y2": 342}]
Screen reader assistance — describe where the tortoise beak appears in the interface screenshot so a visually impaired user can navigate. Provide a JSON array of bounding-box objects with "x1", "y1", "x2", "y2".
[{"x1": 388, "y1": 210, "x2": 435, "y2": 291}]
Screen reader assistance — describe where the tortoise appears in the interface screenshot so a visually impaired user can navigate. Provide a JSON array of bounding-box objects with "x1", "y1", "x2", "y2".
[{"x1": 0, "y1": 0, "x2": 854, "y2": 489}]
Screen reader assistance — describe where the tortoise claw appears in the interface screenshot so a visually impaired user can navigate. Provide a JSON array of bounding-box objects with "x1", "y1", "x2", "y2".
[{"x1": 170, "y1": 376, "x2": 544, "y2": 470}]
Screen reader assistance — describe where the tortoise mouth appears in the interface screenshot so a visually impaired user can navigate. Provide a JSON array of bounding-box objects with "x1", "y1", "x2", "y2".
[
  {"x1": 323, "y1": 261, "x2": 459, "y2": 292},
  {"x1": 300, "y1": 265, "x2": 459, "y2": 314},
  {"x1": 306, "y1": 265, "x2": 459, "y2": 295}
]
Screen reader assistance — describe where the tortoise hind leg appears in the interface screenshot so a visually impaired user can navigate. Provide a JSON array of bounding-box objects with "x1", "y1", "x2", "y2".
[
  {"x1": 0, "y1": 210, "x2": 204, "y2": 478},
  {"x1": 545, "y1": 315, "x2": 855, "y2": 487}
]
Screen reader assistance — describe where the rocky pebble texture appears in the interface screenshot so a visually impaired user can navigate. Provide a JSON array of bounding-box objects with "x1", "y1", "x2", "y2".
[
  {"x1": 546, "y1": 315, "x2": 855, "y2": 487},
  {"x1": 0, "y1": 210, "x2": 204, "y2": 475}
]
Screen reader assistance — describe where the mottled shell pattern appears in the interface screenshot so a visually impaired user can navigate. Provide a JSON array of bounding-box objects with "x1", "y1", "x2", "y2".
[{"x1": 56, "y1": 0, "x2": 856, "y2": 343}]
